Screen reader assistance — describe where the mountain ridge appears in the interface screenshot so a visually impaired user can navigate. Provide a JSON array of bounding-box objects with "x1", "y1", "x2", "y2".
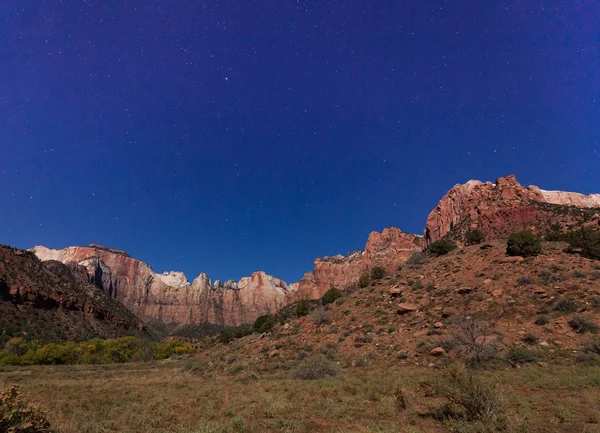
[{"x1": 29, "y1": 174, "x2": 600, "y2": 328}]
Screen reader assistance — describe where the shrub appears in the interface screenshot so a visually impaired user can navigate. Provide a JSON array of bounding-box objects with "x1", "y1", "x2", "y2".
[
  {"x1": 406, "y1": 251, "x2": 427, "y2": 266},
  {"x1": 321, "y1": 287, "x2": 342, "y2": 305},
  {"x1": 0, "y1": 385, "x2": 53, "y2": 433},
  {"x1": 506, "y1": 231, "x2": 542, "y2": 257},
  {"x1": 554, "y1": 299, "x2": 579, "y2": 313},
  {"x1": 465, "y1": 229, "x2": 485, "y2": 245},
  {"x1": 312, "y1": 308, "x2": 332, "y2": 326},
  {"x1": 506, "y1": 347, "x2": 542, "y2": 364},
  {"x1": 370, "y1": 266, "x2": 386, "y2": 280},
  {"x1": 451, "y1": 317, "x2": 499, "y2": 363},
  {"x1": 569, "y1": 315, "x2": 599, "y2": 334},
  {"x1": 564, "y1": 227, "x2": 600, "y2": 260},
  {"x1": 0, "y1": 355, "x2": 23, "y2": 366},
  {"x1": 535, "y1": 315, "x2": 549, "y2": 326},
  {"x1": 575, "y1": 353, "x2": 600, "y2": 365},
  {"x1": 296, "y1": 299, "x2": 310, "y2": 317},
  {"x1": 103, "y1": 337, "x2": 142, "y2": 363},
  {"x1": 253, "y1": 314, "x2": 276, "y2": 333},
  {"x1": 582, "y1": 337, "x2": 600, "y2": 355},
  {"x1": 517, "y1": 276, "x2": 533, "y2": 286},
  {"x1": 152, "y1": 340, "x2": 195, "y2": 360},
  {"x1": 291, "y1": 355, "x2": 339, "y2": 380},
  {"x1": 31, "y1": 343, "x2": 69, "y2": 365},
  {"x1": 358, "y1": 273, "x2": 371, "y2": 288},
  {"x1": 521, "y1": 334, "x2": 539, "y2": 345},
  {"x1": 427, "y1": 239, "x2": 457, "y2": 257},
  {"x1": 435, "y1": 363, "x2": 505, "y2": 422}
]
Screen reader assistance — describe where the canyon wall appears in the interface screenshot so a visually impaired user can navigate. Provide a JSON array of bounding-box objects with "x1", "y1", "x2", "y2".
[
  {"x1": 32, "y1": 245, "x2": 295, "y2": 327},
  {"x1": 425, "y1": 174, "x2": 600, "y2": 245}
]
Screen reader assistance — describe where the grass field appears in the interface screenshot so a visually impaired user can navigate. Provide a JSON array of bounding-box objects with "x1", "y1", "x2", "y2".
[{"x1": 2, "y1": 358, "x2": 600, "y2": 433}]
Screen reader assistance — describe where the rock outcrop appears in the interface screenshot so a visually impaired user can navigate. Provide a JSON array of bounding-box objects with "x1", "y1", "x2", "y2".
[
  {"x1": 32, "y1": 245, "x2": 297, "y2": 327},
  {"x1": 0, "y1": 246, "x2": 146, "y2": 343},
  {"x1": 425, "y1": 175, "x2": 600, "y2": 245},
  {"x1": 297, "y1": 228, "x2": 424, "y2": 298}
]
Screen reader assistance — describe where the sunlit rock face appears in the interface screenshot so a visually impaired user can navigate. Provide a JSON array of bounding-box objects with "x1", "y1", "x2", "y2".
[
  {"x1": 296, "y1": 228, "x2": 424, "y2": 298},
  {"x1": 424, "y1": 174, "x2": 600, "y2": 245},
  {"x1": 32, "y1": 245, "x2": 297, "y2": 327}
]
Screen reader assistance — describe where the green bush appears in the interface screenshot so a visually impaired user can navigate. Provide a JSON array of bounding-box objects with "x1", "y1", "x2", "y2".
[
  {"x1": 358, "y1": 273, "x2": 371, "y2": 288},
  {"x1": 427, "y1": 239, "x2": 457, "y2": 257},
  {"x1": 0, "y1": 355, "x2": 23, "y2": 366},
  {"x1": 31, "y1": 343, "x2": 70, "y2": 365},
  {"x1": 321, "y1": 287, "x2": 342, "y2": 305},
  {"x1": 296, "y1": 299, "x2": 310, "y2": 317},
  {"x1": 565, "y1": 227, "x2": 600, "y2": 260},
  {"x1": 505, "y1": 347, "x2": 542, "y2": 364},
  {"x1": 152, "y1": 340, "x2": 195, "y2": 360},
  {"x1": 253, "y1": 315, "x2": 276, "y2": 333},
  {"x1": 554, "y1": 299, "x2": 579, "y2": 313},
  {"x1": 465, "y1": 229, "x2": 485, "y2": 245},
  {"x1": 291, "y1": 355, "x2": 339, "y2": 380},
  {"x1": 569, "y1": 314, "x2": 599, "y2": 334},
  {"x1": 103, "y1": 337, "x2": 142, "y2": 363},
  {"x1": 506, "y1": 231, "x2": 542, "y2": 257},
  {"x1": 370, "y1": 266, "x2": 386, "y2": 280}
]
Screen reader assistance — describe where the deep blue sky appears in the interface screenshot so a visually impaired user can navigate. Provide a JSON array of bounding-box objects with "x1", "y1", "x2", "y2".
[{"x1": 1, "y1": 1, "x2": 599, "y2": 283}]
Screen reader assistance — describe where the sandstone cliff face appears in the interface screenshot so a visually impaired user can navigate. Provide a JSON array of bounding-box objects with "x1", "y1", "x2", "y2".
[
  {"x1": 425, "y1": 175, "x2": 600, "y2": 245},
  {"x1": 0, "y1": 246, "x2": 146, "y2": 344},
  {"x1": 32, "y1": 245, "x2": 296, "y2": 327},
  {"x1": 297, "y1": 228, "x2": 424, "y2": 299}
]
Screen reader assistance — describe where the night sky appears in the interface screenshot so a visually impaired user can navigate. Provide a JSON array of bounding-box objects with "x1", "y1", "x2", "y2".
[{"x1": 1, "y1": 1, "x2": 599, "y2": 283}]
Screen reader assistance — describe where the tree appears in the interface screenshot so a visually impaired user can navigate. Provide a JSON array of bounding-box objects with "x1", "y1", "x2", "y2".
[
  {"x1": 506, "y1": 231, "x2": 542, "y2": 257},
  {"x1": 253, "y1": 314, "x2": 276, "y2": 333},
  {"x1": 358, "y1": 273, "x2": 371, "y2": 288},
  {"x1": 465, "y1": 229, "x2": 485, "y2": 245},
  {"x1": 370, "y1": 266, "x2": 386, "y2": 280},
  {"x1": 296, "y1": 299, "x2": 310, "y2": 317},
  {"x1": 427, "y1": 238, "x2": 457, "y2": 257},
  {"x1": 321, "y1": 287, "x2": 342, "y2": 305}
]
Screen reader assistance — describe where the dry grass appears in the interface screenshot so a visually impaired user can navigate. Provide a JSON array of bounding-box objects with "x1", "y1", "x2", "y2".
[{"x1": 1, "y1": 359, "x2": 600, "y2": 432}]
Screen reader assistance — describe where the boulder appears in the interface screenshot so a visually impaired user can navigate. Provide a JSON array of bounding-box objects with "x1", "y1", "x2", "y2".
[
  {"x1": 429, "y1": 347, "x2": 446, "y2": 357},
  {"x1": 397, "y1": 303, "x2": 418, "y2": 314}
]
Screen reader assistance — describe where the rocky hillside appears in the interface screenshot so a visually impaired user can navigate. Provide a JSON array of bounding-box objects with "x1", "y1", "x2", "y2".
[
  {"x1": 425, "y1": 174, "x2": 600, "y2": 246},
  {"x1": 0, "y1": 245, "x2": 146, "y2": 345},
  {"x1": 29, "y1": 174, "x2": 599, "y2": 329},
  {"x1": 208, "y1": 240, "x2": 600, "y2": 368}
]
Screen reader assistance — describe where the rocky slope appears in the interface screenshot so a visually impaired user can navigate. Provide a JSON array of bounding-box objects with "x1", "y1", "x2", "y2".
[
  {"x1": 425, "y1": 175, "x2": 600, "y2": 246},
  {"x1": 0, "y1": 245, "x2": 146, "y2": 345},
  {"x1": 32, "y1": 229, "x2": 425, "y2": 327},
  {"x1": 210, "y1": 240, "x2": 600, "y2": 369},
  {"x1": 29, "y1": 174, "x2": 599, "y2": 329}
]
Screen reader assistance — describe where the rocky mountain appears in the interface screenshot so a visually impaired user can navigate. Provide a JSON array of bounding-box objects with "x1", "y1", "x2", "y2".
[
  {"x1": 0, "y1": 245, "x2": 146, "y2": 345},
  {"x1": 297, "y1": 228, "x2": 425, "y2": 299},
  {"x1": 32, "y1": 244, "x2": 296, "y2": 327},
  {"x1": 425, "y1": 174, "x2": 600, "y2": 246},
  {"x1": 29, "y1": 174, "x2": 599, "y2": 330}
]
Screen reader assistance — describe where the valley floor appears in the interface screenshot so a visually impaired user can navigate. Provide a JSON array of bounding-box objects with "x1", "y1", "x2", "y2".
[{"x1": 1, "y1": 359, "x2": 600, "y2": 433}]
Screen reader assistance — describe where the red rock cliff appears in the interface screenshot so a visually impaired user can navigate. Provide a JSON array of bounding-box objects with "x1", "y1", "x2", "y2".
[
  {"x1": 297, "y1": 228, "x2": 424, "y2": 298},
  {"x1": 425, "y1": 175, "x2": 600, "y2": 245},
  {"x1": 32, "y1": 245, "x2": 296, "y2": 327}
]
